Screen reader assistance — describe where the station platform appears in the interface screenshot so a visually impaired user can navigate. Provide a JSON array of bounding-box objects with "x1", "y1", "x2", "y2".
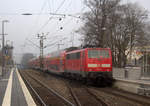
[
  {"x1": 113, "y1": 67, "x2": 150, "y2": 95},
  {"x1": 115, "y1": 78, "x2": 150, "y2": 86},
  {"x1": 0, "y1": 67, "x2": 36, "y2": 106},
  {"x1": 114, "y1": 77, "x2": 150, "y2": 96}
]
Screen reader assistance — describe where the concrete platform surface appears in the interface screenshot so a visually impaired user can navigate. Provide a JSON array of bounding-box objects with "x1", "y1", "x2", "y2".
[
  {"x1": 116, "y1": 78, "x2": 150, "y2": 85},
  {"x1": 114, "y1": 78, "x2": 150, "y2": 96},
  {"x1": 0, "y1": 67, "x2": 36, "y2": 106}
]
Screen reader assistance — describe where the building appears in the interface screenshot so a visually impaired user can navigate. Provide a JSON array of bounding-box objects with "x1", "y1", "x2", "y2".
[{"x1": 127, "y1": 46, "x2": 150, "y2": 78}]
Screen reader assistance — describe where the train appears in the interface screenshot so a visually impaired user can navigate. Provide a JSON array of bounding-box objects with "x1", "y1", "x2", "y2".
[{"x1": 29, "y1": 48, "x2": 113, "y2": 85}]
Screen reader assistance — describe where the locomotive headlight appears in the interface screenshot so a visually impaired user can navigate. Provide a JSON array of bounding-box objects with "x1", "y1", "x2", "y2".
[
  {"x1": 88, "y1": 64, "x2": 98, "y2": 67},
  {"x1": 101, "y1": 64, "x2": 110, "y2": 67}
]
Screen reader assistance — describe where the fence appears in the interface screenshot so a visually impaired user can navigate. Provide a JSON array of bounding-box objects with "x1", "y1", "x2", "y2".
[
  {"x1": 0, "y1": 66, "x2": 2, "y2": 76},
  {"x1": 113, "y1": 67, "x2": 142, "y2": 80},
  {"x1": 141, "y1": 65, "x2": 150, "y2": 78}
]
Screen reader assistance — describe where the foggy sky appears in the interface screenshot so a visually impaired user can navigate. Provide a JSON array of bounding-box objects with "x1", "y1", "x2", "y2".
[{"x1": 0, "y1": 0, "x2": 150, "y2": 63}]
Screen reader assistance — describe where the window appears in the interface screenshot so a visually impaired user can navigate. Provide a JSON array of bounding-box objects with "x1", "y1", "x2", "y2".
[
  {"x1": 66, "y1": 54, "x2": 70, "y2": 59},
  {"x1": 88, "y1": 50, "x2": 109, "y2": 58},
  {"x1": 66, "y1": 52, "x2": 81, "y2": 59},
  {"x1": 76, "y1": 52, "x2": 80, "y2": 59}
]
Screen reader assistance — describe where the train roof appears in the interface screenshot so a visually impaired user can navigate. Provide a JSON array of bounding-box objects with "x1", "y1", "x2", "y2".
[
  {"x1": 65, "y1": 48, "x2": 111, "y2": 54},
  {"x1": 31, "y1": 47, "x2": 111, "y2": 60},
  {"x1": 29, "y1": 57, "x2": 38, "y2": 61},
  {"x1": 44, "y1": 49, "x2": 65, "y2": 58}
]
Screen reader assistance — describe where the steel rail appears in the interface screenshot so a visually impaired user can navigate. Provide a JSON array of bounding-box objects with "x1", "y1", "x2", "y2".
[
  {"x1": 24, "y1": 71, "x2": 75, "y2": 106},
  {"x1": 66, "y1": 82, "x2": 82, "y2": 106},
  {"x1": 19, "y1": 71, "x2": 47, "y2": 106},
  {"x1": 92, "y1": 87, "x2": 150, "y2": 106},
  {"x1": 85, "y1": 88, "x2": 109, "y2": 106},
  {"x1": 67, "y1": 80, "x2": 108, "y2": 106}
]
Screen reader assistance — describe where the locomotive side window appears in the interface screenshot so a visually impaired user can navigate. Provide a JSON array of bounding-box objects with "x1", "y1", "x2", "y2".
[
  {"x1": 83, "y1": 52, "x2": 85, "y2": 57},
  {"x1": 66, "y1": 54, "x2": 70, "y2": 59},
  {"x1": 76, "y1": 52, "x2": 80, "y2": 59},
  {"x1": 66, "y1": 52, "x2": 81, "y2": 59},
  {"x1": 88, "y1": 50, "x2": 109, "y2": 58},
  {"x1": 71, "y1": 53, "x2": 76, "y2": 59}
]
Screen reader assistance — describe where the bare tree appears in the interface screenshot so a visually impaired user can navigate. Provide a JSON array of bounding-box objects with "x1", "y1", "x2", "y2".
[
  {"x1": 79, "y1": 0, "x2": 120, "y2": 47},
  {"x1": 77, "y1": 0, "x2": 149, "y2": 67},
  {"x1": 111, "y1": 3, "x2": 148, "y2": 67}
]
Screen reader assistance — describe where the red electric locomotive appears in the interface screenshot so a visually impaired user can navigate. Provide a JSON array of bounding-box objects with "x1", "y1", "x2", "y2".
[
  {"x1": 64, "y1": 48, "x2": 112, "y2": 83},
  {"x1": 29, "y1": 48, "x2": 113, "y2": 85}
]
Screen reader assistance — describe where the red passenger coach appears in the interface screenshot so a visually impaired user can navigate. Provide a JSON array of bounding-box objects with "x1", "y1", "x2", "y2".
[
  {"x1": 65, "y1": 48, "x2": 112, "y2": 81},
  {"x1": 44, "y1": 50, "x2": 66, "y2": 74},
  {"x1": 29, "y1": 47, "x2": 113, "y2": 85},
  {"x1": 28, "y1": 58, "x2": 39, "y2": 69}
]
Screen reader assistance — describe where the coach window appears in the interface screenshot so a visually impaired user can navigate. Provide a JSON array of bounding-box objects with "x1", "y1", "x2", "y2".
[
  {"x1": 82, "y1": 52, "x2": 85, "y2": 58},
  {"x1": 70, "y1": 53, "x2": 74, "y2": 59},
  {"x1": 67, "y1": 54, "x2": 70, "y2": 59},
  {"x1": 76, "y1": 52, "x2": 80, "y2": 59},
  {"x1": 70, "y1": 53, "x2": 75, "y2": 59},
  {"x1": 73, "y1": 53, "x2": 75, "y2": 59}
]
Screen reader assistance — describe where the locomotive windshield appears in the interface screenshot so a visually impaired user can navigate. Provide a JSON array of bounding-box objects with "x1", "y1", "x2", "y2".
[{"x1": 88, "y1": 50, "x2": 109, "y2": 58}]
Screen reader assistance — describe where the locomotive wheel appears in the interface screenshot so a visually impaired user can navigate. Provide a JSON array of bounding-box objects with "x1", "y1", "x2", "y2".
[
  {"x1": 106, "y1": 77, "x2": 115, "y2": 86},
  {"x1": 96, "y1": 77, "x2": 107, "y2": 87},
  {"x1": 82, "y1": 78, "x2": 87, "y2": 84},
  {"x1": 86, "y1": 78, "x2": 93, "y2": 85},
  {"x1": 96, "y1": 77, "x2": 102, "y2": 85}
]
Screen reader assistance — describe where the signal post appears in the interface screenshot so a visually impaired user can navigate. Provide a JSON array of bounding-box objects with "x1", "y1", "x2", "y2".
[{"x1": 37, "y1": 33, "x2": 46, "y2": 70}]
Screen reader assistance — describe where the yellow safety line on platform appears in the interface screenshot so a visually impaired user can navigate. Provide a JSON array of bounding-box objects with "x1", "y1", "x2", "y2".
[
  {"x1": 16, "y1": 68, "x2": 36, "y2": 106},
  {"x1": 2, "y1": 68, "x2": 13, "y2": 106}
]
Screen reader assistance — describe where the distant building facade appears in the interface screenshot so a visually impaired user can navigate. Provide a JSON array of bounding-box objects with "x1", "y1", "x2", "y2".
[
  {"x1": 0, "y1": 44, "x2": 13, "y2": 66},
  {"x1": 127, "y1": 46, "x2": 150, "y2": 78}
]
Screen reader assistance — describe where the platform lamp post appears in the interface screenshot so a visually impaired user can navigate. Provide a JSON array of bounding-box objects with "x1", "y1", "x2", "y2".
[{"x1": 1, "y1": 20, "x2": 9, "y2": 76}]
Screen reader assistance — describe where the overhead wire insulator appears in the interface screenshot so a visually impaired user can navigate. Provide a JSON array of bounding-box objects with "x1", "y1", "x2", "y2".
[
  {"x1": 60, "y1": 27, "x2": 63, "y2": 30},
  {"x1": 59, "y1": 18, "x2": 62, "y2": 21}
]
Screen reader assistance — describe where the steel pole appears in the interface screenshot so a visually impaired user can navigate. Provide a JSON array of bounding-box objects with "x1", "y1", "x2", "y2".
[
  {"x1": 1, "y1": 20, "x2": 9, "y2": 76},
  {"x1": 2, "y1": 21, "x2": 5, "y2": 76}
]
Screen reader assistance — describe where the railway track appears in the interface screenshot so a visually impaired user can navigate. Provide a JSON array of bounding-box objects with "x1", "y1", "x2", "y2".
[
  {"x1": 19, "y1": 71, "x2": 75, "y2": 106},
  {"x1": 89, "y1": 87, "x2": 150, "y2": 106},
  {"x1": 85, "y1": 88, "x2": 109, "y2": 106},
  {"x1": 20, "y1": 69, "x2": 150, "y2": 106},
  {"x1": 21, "y1": 70, "x2": 109, "y2": 106},
  {"x1": 66, "y1": 81, "x2": 109, "y2": 106},
  {"x1": 20, "y1": 71, "x2": 46, "y2": 106}
]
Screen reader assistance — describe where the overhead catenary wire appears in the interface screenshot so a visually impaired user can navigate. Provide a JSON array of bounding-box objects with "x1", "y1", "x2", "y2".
[
  {"x1": 26, "y1": 0, "x2": 83, "y2": 42},
  {"x1": 26, "y1": 38, "x2": 40, "y2": 48},
  {"x1": 36, "y1": 0, "x2": 67, "y2": 34},
  {"x1": 42, "y1": 0, "x2": 80, "y2": 37},
  {"x1": 22, "y1": 0, "x2": 49, "y2": 51},
  {"x1": 45, "y1": 0, "x2": 84, "y2": 39},
  {"x1": 48, "y1": 14, "x2": 81, "y2": 38},
  {"x1": 44, "y1": 37, "x2": 67, "y2": 49},
  {"x1": 47, "y1": 0, "x2": 52, "y2": 12},
  {"x1": 23, "y1": 0, "x2": 85, "y2": 54},
  {"x1": 62, "y1": 0, "x2": 73, "y2": 13},
  {"x1": 45, "y1": 17, "x2": 81, "y2": 50},
  {"x1": 26, "y1": 0, "x2": 48, "y2": 39}
]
